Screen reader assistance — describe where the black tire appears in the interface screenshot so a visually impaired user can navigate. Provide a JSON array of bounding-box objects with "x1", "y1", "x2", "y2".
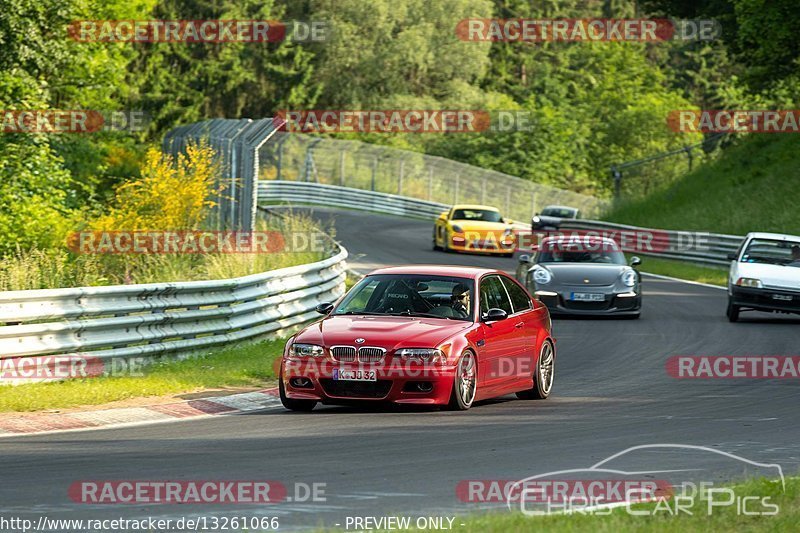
[
  {"x1": 442, "y1": 234, "x2": 451, "y2": 253},
  {"x1": 432, "y1": 227, "x2": 442, "y2": 251},
  {"x1": 447, "y1": 352, "x2": 477, "y2": 410},
  {"x1": 727, "y1": 299, "x2": 740, "y2": 322},
  {"x1": 279, "y1": 376, "x2": 316, "y2": 412},
  {"x1": 516, "y1": 340, "x2": 554, "y2": 400}
]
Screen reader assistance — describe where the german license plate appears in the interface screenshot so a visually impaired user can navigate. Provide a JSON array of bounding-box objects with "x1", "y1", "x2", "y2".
[
  {"x1": 332, "y1": 368, "x2": 377, "y2": 381},
  {"x1": 570, "y1": 292, "x2": 605, "y2": 302},
  {"x1": 772, "y1": 294, "x2": 793, "y2": 301}
]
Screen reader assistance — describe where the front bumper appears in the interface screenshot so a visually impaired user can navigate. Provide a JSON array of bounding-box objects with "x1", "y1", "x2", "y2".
[
  {"x1": 449, "y1": 236, "x2": 515, "y2": 255},
  {"x1": 730, "y1": 285, "x2": 800, "y2": 314},
  {"x1": 535, "y1": 291, "x2": 641, "y2": 316},
  {"x1": 281, "y1": 360, "x2": 457, "y2": 405}
]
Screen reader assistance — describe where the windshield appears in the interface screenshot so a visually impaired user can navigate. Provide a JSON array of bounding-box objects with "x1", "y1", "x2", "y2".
[
  {"x1": 451, "y1": 209, "x2": 503, "y2": 223},
  {"x1": 742, "y1": 238, "x2": 800, "y2": 267},
  {"x1": 541, "y1": 207, "x2": 577, "y2": 218},
  {"x1": 333, "y1": 274, "x2": 475, "y2": 320},
  {"x1": 536, "y1": 240, "x2": 626, "y2": 265}
]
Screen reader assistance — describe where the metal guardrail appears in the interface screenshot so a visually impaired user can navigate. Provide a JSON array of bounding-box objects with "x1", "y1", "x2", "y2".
[
  {"x1": 259, "y1": 181, "x2": 742, "y2": 267},
  {"x1": 0, "y1": 246, "x2": 348, "y2": 383},
  {"x1": 557, "y1": 219, "x2": 742, "y2": 267},
  {"x1": 259, "y1": 180, "x2": 450, "y2": 219}
]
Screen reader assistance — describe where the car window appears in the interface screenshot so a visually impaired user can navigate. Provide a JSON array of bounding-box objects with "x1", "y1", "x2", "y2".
[
  {"x1": 540, "y1": 207, "x2": 576, "y2": 218},
  {"x1": 451, "y1": 209, "x2": 503, "y2": 223},
  {"x1": 741, "y1": 238, "x2": 800, "y2": 267},
  {"x1": 480, "y1": 275, "x2": 513, "y2": 314},
  {"x1": 501, "y1": 277, "x2": 532, "y2": 313}
]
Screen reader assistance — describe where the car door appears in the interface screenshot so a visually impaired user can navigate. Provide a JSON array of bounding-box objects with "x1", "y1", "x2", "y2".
[
  {"x1": 477, "y1": 275, "x2": 520, "y2": 394},
  {"x1": 500, "y1": 275, "x2": 541, "y2": 389}
]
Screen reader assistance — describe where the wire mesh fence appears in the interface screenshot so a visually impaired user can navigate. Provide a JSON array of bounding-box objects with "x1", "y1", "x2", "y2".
[{"x1": 259, "y1": 133, "x2": 609, "y2": 221}]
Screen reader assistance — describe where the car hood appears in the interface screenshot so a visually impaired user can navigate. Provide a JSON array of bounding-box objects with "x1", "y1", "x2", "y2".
[
  {"x1": 736, "y1": 262, "x2": 800, "y2": 290},
  {"x1": 540, "y1": 264, "x2": 627, "y2": 286},
  {"x1": 294, "y1": 315, "x2": 471, "y2": 350}
]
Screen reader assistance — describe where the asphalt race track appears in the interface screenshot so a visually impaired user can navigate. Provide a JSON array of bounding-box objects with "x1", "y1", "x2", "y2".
[{"x1": 2, "y1": 208, "x2": 799, "y2": 531}]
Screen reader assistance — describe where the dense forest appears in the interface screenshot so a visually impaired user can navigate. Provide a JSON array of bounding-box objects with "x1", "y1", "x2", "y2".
[{"x1": 1, "y1": 0, "x2": 798, "y2": 254}]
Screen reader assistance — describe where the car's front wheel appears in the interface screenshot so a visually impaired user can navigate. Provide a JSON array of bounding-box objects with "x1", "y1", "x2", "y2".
[
  {"x1": 726, "y1": 299, "x2": 740, "y2": 322},
  {"x1": 447, "y1": 351, "x2": 477, "y2": 410},
  {"x1": 517, "y1": 340, "x2": 554, "y2": 400},
  {"x1": 279, "y1": 376, "x2": 317, "y2": 412}
]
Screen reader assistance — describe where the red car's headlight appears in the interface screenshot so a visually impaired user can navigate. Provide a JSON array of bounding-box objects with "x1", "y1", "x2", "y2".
[
  {"x1": 288, "y1": 343, "x2": 325, "y2": 358},
  {"x1": 396, "y1": 348, "x2": 445, "y2": 364}
]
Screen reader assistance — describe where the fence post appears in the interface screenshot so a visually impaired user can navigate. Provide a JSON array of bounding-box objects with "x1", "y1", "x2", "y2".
[
  {"x1": 530, "y1": 191, "x2": 537, "y2": 217},
  {"x1": 428, "y1": 168, "x2": 433, "y2": 201},
  {"x1": 339, "y1": 150, "x2": 345, "y2": 186},
  {"x1": 454, "y1": 174, "x2": 460, "y2": 204},
  {"x1": 505, "y1": 186, "x2": 511, "y2": 215},
  {"x1": 684, "y1": 146, "x2": 694, "y2": 171},
  {"x1": 481, "y1": 179, "x2": 486, "y2": 204},
  {"x1": 371, "y1": 157, "x2": 377, "y2": 191},
  {"x1": 398, "y1": 160, "x2": 404, "y2": 196},
  {"x1": 611, "y1": 165, "x2": 622, "y2": 200}
]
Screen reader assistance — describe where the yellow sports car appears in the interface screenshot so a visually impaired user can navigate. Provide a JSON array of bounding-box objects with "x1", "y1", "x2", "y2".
[{"x1": 433, "y1": 204, "x2": 516, "y2": 257}]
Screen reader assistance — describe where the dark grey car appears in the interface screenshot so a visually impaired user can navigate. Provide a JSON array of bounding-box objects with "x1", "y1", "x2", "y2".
[{"x1": 516, "y1": 236, "x2": 642, "y2": 318}]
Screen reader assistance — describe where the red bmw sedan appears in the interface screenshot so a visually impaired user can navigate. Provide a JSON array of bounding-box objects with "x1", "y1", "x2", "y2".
[{"x1": 279, "y1": 266, "x2": 555, "y2": 411}]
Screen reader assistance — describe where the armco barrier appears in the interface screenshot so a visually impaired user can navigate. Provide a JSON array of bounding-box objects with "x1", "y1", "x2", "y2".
[
  {"x1": 0, "y1": 246, "x2": 347, "y2": 383},
  {"x1": 259, "y1": 180, "x2": 450, "y2": 219},
  {"x1": 259, "y1": 181, "x2": 743, "y2": 267},
  {"x1": 557, "y1": 219, "x2": 742, "y2": 267}
]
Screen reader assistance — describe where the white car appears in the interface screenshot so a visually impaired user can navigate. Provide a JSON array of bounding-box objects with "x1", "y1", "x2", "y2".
[{"x1": 727, "y1": 232, "x2": 800, "y2": 322}]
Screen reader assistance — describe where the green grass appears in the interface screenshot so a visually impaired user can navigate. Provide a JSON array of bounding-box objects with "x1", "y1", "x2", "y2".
[
  {"x1": 0, "y1": 339, "x2": 286, "y2": 412},
  {"x1": 331, "y1": 477, "x2": 795, "y2": 532},
  {"x1": 606, "y1": 135, "x2": 800, "y2": 236},
  {"x1": 640, "y1": 256, "x2": 727, "y2": 287}
]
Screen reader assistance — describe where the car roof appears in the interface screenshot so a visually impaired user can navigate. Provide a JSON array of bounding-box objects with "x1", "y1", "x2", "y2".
[
  {"x1": 542, "y1": 205, "x2": 578, "y2": 211},
  {"x1": 451, "y1": 204, "x2": 500, "y2": 212},
  {"x1": 745, "y1": 232, "x2": 800, "y2": 241},
  {"x1": 367, "y1": 265, "x2": 504, "y2": 279}
]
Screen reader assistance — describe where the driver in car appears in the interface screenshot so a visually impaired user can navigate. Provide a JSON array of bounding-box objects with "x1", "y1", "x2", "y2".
[
  {"x1": 451, "y1": 284, "x2": 471, "y2": 318},
  {"x1": 790, "y1": 245, "x2": 800, "y2": 265}
]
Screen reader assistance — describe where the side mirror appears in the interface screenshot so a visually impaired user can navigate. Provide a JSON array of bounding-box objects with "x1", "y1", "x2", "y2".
[
  {"x1": 727, "y1": 252, "x2": 737, "y2": 261},
  {"x1": 518, "y1": 254, "x2": 531, "y2": 264},
  {"x1": 482, "y1": 308, "x2": 509, "y2": 322},
  {"x1": 630, "y1": 256, "x2": 642, "y2": 267},
  {"x1": 315, "y1": 302, "x2": 334, "y2": 315}
]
